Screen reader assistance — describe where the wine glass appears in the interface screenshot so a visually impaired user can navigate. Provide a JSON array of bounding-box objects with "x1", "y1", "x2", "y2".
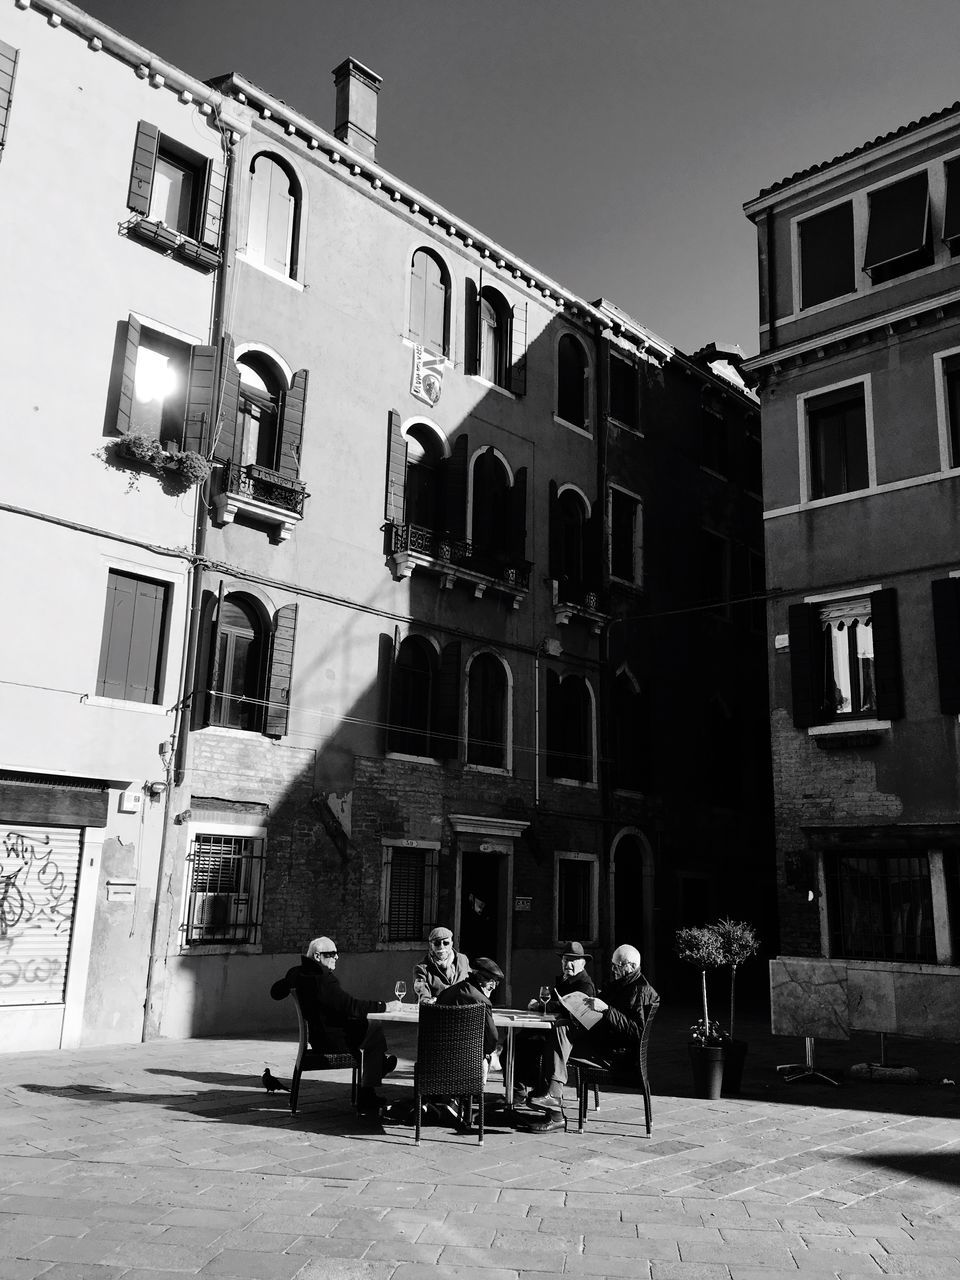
[
  {"x1": 538, "y1": 985, "x2": 551, "y2": 1015},
  {"x1": 395, "y1": 980, "x2": 407, "y2": 1003}
]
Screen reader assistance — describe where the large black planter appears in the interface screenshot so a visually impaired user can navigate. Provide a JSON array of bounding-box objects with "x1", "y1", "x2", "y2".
[
  {"x1": 721, "y1": 1039, "x2": 748, "y2": 1096},
  {"x1": 688, "y1": 1044, "x2": 725, "y2": 1099}
]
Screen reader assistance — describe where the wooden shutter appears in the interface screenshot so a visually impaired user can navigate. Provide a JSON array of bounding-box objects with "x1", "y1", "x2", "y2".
[
  {"x1": 96, "y1": 572, "x2": 166, "y2": 703},
  {"x1": 265, "y1": 602, "x2": 298, "y2": 738},
  {"x1": 205, "y1": 581, "x2": 226, "y2": 727},
  {"x1": 432, "y1": 640, "x2": 461, "y2": 759},
  {"x1": 583, "y1": 501, "x2": 603, "y2": 592},
  {"x1": 464, "y1": 276, "x2": 480, "y2": 376},
  {"x1": 932, "y1": 577, "x2": 960, "y2": 713},
  {"x1": 115, "y1": 315, "x2": 142, "y2": 433},
  {"x1": 183, "y1": 344, "x2": 217, "y2": 453},
  {"x1": 0, "y1": 40, "x2": 19, "y2": 158},
  {"x1": 424, "y1": 254, "x2": 447, "y2": 354},
  {"x1": 201, "y1": 152, "x2": 227, "y2": 250},
  {"x1": 408, "y1": 251, "x2": 426, "y2": 342},
  {"x1": 441, "y1": 433, "x2": 468, "y2": 539},
  {"x1": 384, "y1": 409, "x2": 408, "y2": 523},
  {"x1": 379, "y1": 630, "x2": 399, "y2": 754},
  {"x1": 548, "y1": 481, "x2": 561, "y2": 579},
  {"x1": 788, "y1": 602, "x2": 823, "y2": 728},
  {"x1": 278, "y1": 368, "x2": 308, "y2": 480},
  {"x1": 213, "y1": 335, "x2": 241, "y2": 464},
  {"x1": 871, "y1": 587, "x2": 903, "y2": 720},
  {"x1": 510, "y1": 300, "x2": 528, "y2": 396},
  {"x1": 510, "y1": 466, "x2": 528, "y2": 561},
  {"x1": 128, "y1": 120, "x2": 159, "y2": 215},
  {"x1": 545, "y1": 668, "x2": 561, "y2": 777}
]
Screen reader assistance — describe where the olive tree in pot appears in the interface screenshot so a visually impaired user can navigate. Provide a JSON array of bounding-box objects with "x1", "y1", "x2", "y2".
[
  {"x1": 675, "y1": 924, "x2": 727, "y2": 1099},
  {"x1": 712, "y1": 918, "x2": 760, "y2": 1097}
]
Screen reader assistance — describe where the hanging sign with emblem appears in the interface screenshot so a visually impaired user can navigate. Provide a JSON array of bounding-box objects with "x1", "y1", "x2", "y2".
[{"x1": 411, "y1": 345, "x2": 444, "y2": 406}]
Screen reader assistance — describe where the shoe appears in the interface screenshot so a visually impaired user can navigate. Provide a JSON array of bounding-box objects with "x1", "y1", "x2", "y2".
[
  {"x1": 382, "y1": 1054, "x2": 398, "y2": 1078},
  {"x1": 527, "y1": 1089, "x2": 564, "y2": 1111},
  {"x1": 356, "y1": 1088, "x2": 386, "y2": 1114},
  {"x1": 520, "y1": 1115, "x2": 565, "y2": 1133}
]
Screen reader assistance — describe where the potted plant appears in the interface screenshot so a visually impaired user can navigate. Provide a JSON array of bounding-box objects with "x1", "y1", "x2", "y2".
[
  {"x1": 712, "y1": 918, "x2": 760, "y2": 1097},
  {"x1": 675, "y1": 924, "x2": 727, "y2": 1099}
]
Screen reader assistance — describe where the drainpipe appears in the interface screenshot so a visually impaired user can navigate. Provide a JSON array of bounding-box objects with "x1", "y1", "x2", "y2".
[
  {"x1": 593, "y1": 318, "x2": 614, "y2": 961},
  {"x1": 141, "y1": 125, "x2": 238, "y2": 1041}
]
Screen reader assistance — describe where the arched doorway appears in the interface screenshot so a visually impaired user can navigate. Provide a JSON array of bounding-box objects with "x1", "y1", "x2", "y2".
[{"x1": 610, "y1": 829, "x2": 656, "y2": 980}]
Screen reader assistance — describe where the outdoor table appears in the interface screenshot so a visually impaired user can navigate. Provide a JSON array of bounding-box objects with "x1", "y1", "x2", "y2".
[{"x1": 368, "y1": 1003, "x2": 558, "y2": 1107}]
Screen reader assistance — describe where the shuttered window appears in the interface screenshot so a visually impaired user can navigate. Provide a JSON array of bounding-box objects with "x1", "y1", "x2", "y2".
[
  {"x1": 557, "y1": 334, "x2": 588, "y2": 427},
  {"x1": 943, "y1": 158, "x2": 960, "y2": 249},
  {"x1": 466, "y1": 652, "x2": 508, "y2": 769},
  {"x1": 408, "y1": 249, "x2": 449, "y2": 354},
  {"x1": 0, "y1": 825, "x2": 81, "y2": 1006},
  {"x1": 545, "y1": 672, "x2": 593, "y2": 782},
  {"x1": 863, "y1": 171, "x2": 933, "y2": 283},
  {"x1": 247, "y1": 153, "x2": 299, "y2": 278},
  {"x1": 96, "y1": 571, "x2": 168, "y2": 704},
  {"x1": 126, "y1": 120, "x2": 225, "y2": 254},
  {"x1": 380, "y1": 845, "x2": 439, "y2": 944},
  {"x1": 610, "y1": 489, "x2": 641, "y2": 583},
  {"x1": 799, "y1": 202, "x2": 855, "y2": 308},
  {"x1": 0, "y1": 40, "x2": 19, "y2": 161}
]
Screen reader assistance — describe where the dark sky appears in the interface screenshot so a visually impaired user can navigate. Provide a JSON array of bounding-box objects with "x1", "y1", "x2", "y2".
[{"x1": 76, "y1": 0, "x2": 960, "y2": 357}]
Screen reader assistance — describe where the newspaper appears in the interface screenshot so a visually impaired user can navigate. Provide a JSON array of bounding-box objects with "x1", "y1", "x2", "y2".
[{"x1": 554, "y1": 988, "x2": 603, "y2": 1031}]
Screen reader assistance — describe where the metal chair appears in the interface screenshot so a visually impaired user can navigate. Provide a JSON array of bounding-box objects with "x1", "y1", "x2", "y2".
[
  {"x1": 413, "y1": 1002, "x2": 486, "y2": 1146},
  {"x1": 289, "y1": 988, "x2": 359, "y2": 1114},
  {"x1": 568, "y1": 1006, "x2": 656, "y2": 1135}
]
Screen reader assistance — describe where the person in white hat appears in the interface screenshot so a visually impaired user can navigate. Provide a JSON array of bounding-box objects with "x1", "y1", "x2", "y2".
[{"x1": 412, "y1": 925, "x2": 470, "y2": 1002}]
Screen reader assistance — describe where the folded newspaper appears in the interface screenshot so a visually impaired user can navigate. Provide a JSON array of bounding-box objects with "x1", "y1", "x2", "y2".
[{"x1": 554, "y1": 988, "x2": 603, "y2": 1030}]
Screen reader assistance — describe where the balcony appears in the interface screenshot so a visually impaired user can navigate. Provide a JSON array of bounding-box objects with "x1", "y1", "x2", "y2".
[
  {"x1": 387, "y1": 521, "x2": 531, "y2": 608},
  {"x1": 212, "y1": 461, "x2": 309, "y2": 543},
  {"x1": 551, "y1": 578, "x2": 607, "y2": 633}
]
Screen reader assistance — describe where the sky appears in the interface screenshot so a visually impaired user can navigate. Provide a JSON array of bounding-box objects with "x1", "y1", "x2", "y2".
[{"x1": 77, "y1": 0, "x2": 960, "y2": 358}]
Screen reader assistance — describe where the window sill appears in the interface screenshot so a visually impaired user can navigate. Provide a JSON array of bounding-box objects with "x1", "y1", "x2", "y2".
[
  {"x1": 608, "y1": 574, "x2": 644, "y2": 592},
  {"x1": 607, "y1": 415, "x2": 642, "y2": 434},
  {"x1": 235, "y1": 251, "x2": 305, "y2": 291},
  {"x1": 470, "y1": 375, "x2": 515, "y2": 400},
  {"x1": 465, "y1": 763, "x2": 512, "y2": 776},
  {"x1": 385, "y1": 752, "x2": 441, "y2": 766},
  {"x1": 553, "y1": 413, "x2": 592, "y2": 438},
  {"x1": 547, "y1": 777, "x2": 598, "y2": 789},
  {"x1": 84, "y1": 695, "x2": 170, "y2": 714},
  {"x1": 808, "y1": 718, "x2": 891, "y2": 746},
  {"x1": 125, "y1": 216, "x2": 221, "y2": 271},
  {"x1": 700, "y1": 465, "x2": 729, "y2": 482},
  {"x1": 178, "y1": 942, "x2": 263, "y2": 956},
  {"x1": 386, "y1": 521, "x2": 530, "y2": 608},
  {"x1": 196, "y1": 725, "x2": 265, "y2": 739}
]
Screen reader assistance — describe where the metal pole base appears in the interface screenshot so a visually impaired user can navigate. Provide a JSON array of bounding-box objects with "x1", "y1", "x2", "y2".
[{"x1": 777, "y1": 1037, "x2": 840, "y2": 1086}]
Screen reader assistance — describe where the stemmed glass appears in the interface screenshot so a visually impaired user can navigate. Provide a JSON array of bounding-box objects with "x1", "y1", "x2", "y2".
[
  {"x1": 395, "y1": 980, "x2": 407, "y2": 1003},
  {"x1": 538, "y1": 985, "x2": 551, "y2": 1015}
]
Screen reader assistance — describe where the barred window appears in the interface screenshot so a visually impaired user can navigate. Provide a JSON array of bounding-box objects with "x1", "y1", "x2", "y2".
[
  {"x1": 825, "y1": 853, "x2": 935, "y2": 963},
  {"x1": 183, "y1": 832, "x2": 265, "y2": 946},
  {"x1": 379, "y1": 844, "x2": 439, "y2": 945}
]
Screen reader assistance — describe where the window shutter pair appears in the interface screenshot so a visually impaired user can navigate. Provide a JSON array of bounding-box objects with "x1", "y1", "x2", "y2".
[
  {"x1": 115, "y1": 315, "x2": 216, "y2": 453},
  {"x1": 510, "y1": 301, "x2": 528, "y2": 396},
  {"x1": 384, "y1": 409, "x2": 409, "y2": 523},
  {"x1": 932, "y1": 578, "x2": 960, "y2": 713},
  {"x1": 96, "y1": 572, "x2": 167, "y2": 704},
  {"x1": 126, "y1": 120, "x2": 226, "y2": 249},
  {"x1": 510, "y1": 467, "x2": 528, "y2": 560},
  {"x1": 0, "y1": 40, "x2": 19, "y2": 160},
  {"x1": 441, "y1": 434, "x2": 469, "y2": 539},
  {"x1": 548, "y1": 481, "x2": 561, "y2": 579},
  {"x1": 432, "y1": 641, "x2": 461, "y2": 759},
  {"x1": 207, "y1": 337, "x2": 307, "y2": 474},
  {"x1": 464, "y1": 275, "x2": 481, "y2": 376},
  {"x1": 203, "y1": 585, "x2": 298, "y2": 737},
  {"x1": 787, "y1": 589, "x2": 903, "y2": 728}
]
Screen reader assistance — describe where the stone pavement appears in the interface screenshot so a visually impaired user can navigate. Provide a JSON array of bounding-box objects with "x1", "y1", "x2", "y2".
[{"x1": 2, "y1": 1006, "x2": 959, "y2": 1280}]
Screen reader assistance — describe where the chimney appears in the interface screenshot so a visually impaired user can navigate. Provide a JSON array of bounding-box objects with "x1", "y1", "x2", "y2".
[{"x1": 332, "y1": 58, "x2": 382, "y2": 161}]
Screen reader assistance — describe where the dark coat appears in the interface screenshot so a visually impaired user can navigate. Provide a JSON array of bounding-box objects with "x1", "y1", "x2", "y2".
[
  {"x1": 412, "y1": 948, "x2": 471, "y2": 999},
  {"x1": 270, "y1": 956, "x2": 386, "y2": 1053},
  {"x1": 435, "y1": 976, "x2": 499, "y2": 1056},
  {"x1": 545, "y1": 967, "x2": 596, "y2": 1012},
  {"x1": 594, "y1": 969, "x2": 659, "y2": 1050}
]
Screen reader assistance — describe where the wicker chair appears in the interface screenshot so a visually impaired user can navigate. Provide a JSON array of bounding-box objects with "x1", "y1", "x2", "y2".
[
  {"x1": 413, "y1": 1002, "x2": 486, "y2": 1146},
  {"x1": 289, "y1": 989, "x2": 359, "y2": 1115},
  {"x1": 568, "y1": 1006, "x2": 656, "y2": 1136}
]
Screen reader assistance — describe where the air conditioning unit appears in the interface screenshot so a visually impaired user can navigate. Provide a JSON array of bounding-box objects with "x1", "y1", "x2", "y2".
[{"x1": 193, "y1": 892, "x2": 250, "y2": 939}]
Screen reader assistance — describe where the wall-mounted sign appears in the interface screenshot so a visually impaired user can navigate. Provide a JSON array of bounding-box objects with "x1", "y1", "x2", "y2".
[
  {"x1": 411, "y1": 345, "x2": 444, "y2": 406},
  {"x1": 514, "y1": 895, "x2": 532, "y2": 912}
]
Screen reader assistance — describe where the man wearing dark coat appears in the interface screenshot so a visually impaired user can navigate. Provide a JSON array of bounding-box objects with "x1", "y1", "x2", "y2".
[
  {"x1": 513, "y1": 941, "x2": 596, "y2": 1103},
  {"x1": 435, "y1": 955, "x2": 504, "y2": 1064},
  {"x1": 270, "y1": 935, "x2": 400, "y2": 1111},
  {"x1": 527, "y1": 943, "x2": 659, "y2": 1129}
]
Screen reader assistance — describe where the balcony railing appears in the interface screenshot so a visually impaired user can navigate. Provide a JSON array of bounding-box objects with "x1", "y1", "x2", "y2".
[
  {"x1": 387, "y1": 521, "x2": 531, "y2": 605},
  {"x1": 550, "y1": 577, "x2": 607, "y2": 633},
  {"x1": 212, "y1": 462, "x2": 309, "y2": 543}
]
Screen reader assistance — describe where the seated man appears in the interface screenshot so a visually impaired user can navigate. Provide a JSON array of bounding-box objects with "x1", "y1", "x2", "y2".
[
  {"x1": 270, "y1": 935, "x2": 400, "y2": 1113},
  {"x1": 527, "y1": 943, "x2": 659, "y2": 1129},
  {"x1": 412, "y1": 925, "x2": 470, "y2": 1002},
  {"x1": 435, "y1": 955, "x2": 504, "y2": 1080},
  {"x1": 514, "y1": 941, "x2": 596, "y2": 1105}
]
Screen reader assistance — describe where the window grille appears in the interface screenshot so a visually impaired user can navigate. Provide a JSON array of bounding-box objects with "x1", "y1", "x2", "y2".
[
  {"x1": 387, "y1": 849, "x2": 426, "y2": 942},
  {"x1": 183, "y1": 833, "x2": 264, "y2": 945},
  {"x1": 825, "y1": 853, "x2": 935, "y2": 963}
]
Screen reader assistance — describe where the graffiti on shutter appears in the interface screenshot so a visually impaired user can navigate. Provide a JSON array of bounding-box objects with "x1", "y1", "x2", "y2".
[{"x1": 0, "y1": 825, "x2": 81, "y2": 1006}]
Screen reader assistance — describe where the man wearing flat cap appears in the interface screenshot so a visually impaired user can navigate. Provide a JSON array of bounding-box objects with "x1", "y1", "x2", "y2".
[
  {"x1": 514, "y1": 942, "x2": 597, "y2": 1104},
  {"x1": 412, "y1": 925, "x2": 470, "y2": 1002},
  {"x1": 436, "y1": 955, "x2": 504, "y2": 1063}
]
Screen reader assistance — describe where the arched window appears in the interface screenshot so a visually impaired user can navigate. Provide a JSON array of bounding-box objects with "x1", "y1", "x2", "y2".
[
  {"x1": 388, "y1": 636, "x2": 436, "y2": 757},
  {"x1": 208, "y1": 595, "x2": 266, "y2": 732},
  {"x1": 557, "y1": 489, "x2": 587, "y2": 590},
  {"x1": 246, "y1": 154, "x2": 300, "y2": 279},
  {"x1": 467, "y1": 652, "x2": 509, "y2": 769},
  {"x1": 236, "y1": 354, "x2": 283, "y2": 470},
  {"x1": 557, "y1": 333, "x2": 589, "y2": 428},
  {"x1": 545, "y1": 671, "x2": 593, "y2": 782},
  {"x1": 408, "y1": 248, "x2": 450, "y2": 355},
  {"x1": 471, "y1": 447, "x2": 511, "y2": 561},
  {"x1": 613, "y1": 671, "x2": 645, "y2": 791},
  {"x1": 479, "y1": 287, "x2": 511, "y2": 388},
  {"x1": 404, "y1": 422, "x2": 445, "y2": 531}
]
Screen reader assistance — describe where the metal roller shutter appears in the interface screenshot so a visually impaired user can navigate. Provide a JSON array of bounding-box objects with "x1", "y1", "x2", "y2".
[{"x1": 0, "y1": 825, "x2": 81, "y2": 1006}]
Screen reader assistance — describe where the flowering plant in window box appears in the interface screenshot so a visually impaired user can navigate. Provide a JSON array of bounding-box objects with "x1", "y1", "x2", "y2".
[
  {"x1": 170, "y1": 450, "x2": 211, "y2": 486},
  {"x1": 115, "y1": 432, "x2": 168, "y2": 469}
]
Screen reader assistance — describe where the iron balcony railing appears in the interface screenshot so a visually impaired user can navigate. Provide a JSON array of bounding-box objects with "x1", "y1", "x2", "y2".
[
  {"x1": 221, "y1": 461, "x2": 308, "y2": 516},
  {"x1": 389, "y1": 521, "x2": 531, "y2": 591}
]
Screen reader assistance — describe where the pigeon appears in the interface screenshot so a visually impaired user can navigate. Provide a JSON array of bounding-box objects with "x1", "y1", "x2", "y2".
[{"x1": 262, "y1": 1068, "x2": 288, "y2": 1093}]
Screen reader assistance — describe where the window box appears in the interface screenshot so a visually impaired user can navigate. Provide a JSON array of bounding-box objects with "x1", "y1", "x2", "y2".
[
  {"x1": 387, "y1": 520, "x2": 530, "y2": 608},
  {"x1": 175, "y1": 238, "x2": 221, "y2": 271},
  {"x1": 213, "y1": 460, "x2": 308, "y2": 543},
  {"x1": 128, "y1": 217, "x2": 181, "y2": 251}
]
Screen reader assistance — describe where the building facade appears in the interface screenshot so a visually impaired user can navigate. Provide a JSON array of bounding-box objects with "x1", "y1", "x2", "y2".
[
  {"x1": 744, "y1": 103, "x2": 960, "y2": 1045},
  {"x1": 1, "y1": 0, "x2": 772, "y2": 1050}
]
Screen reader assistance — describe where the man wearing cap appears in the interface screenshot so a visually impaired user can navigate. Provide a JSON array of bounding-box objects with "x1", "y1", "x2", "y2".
[
  {"x1": 435, "y1": 955, "x2": 505, "y2": 1065},
  {"x1": 525, "y1": 943, "x2": 659, "y2": 1131},
  {"x1": 412, "y1": 926, "x2": 470, "y2": 1002},
  {"x1": 270, "y1": 935, "x2": 402, "y2": 1113},
  {"x1": 513, "y1": 941, "x2": 597, "y2": 1105}
]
